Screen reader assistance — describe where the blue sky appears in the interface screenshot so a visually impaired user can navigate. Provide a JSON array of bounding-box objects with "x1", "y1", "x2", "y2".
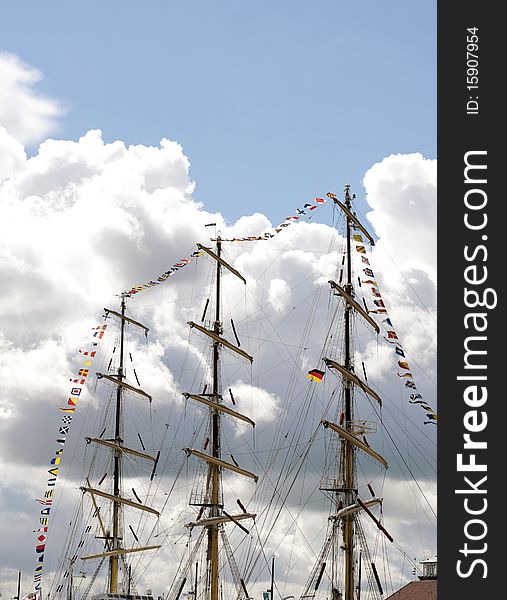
[{"x1": 1, "y1": 0, "x2": 435, "y2": 225}]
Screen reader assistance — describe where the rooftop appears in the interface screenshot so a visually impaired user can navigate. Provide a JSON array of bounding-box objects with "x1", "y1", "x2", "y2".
[{"x1": 385, "y1": 579, "x2": 437, "y2": 600}]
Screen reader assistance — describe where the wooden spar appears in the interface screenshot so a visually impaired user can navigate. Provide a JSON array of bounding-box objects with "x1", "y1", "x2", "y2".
[
  {"x1": 132, "y1": 487, "x2": 147, "y2": 504},
  {"x1": 85, "y1": 477, "x2": 108, "y2": 547},
  {"x1": 315, "y1": 562, "x2": 326, "y2": 591},
  {"x1": 184, "y1": 448, "x2": 258, "y2": 482},
  {"x1": 104, "y1": 308, "x2": 149, "y2": 335},
  {"x1": 187, "y1": 321, "x2": 253, "y2": 363},
  {"x1": 183, "y1": 393, "x2": 255, "y2": 427},
  {"x1": 328, "y1": 280, "x2": 380, "y2": 334},
  {"x1": 356, "y1": 497, "x2": 394, "y2": 542},
  {"x1": 230, "y1": 318, "x2": 241, "y2": 346},
  {"x1": 80, "y1": 487, "x2": 160, "y2": 516},
  {"x1": 321, "y1": 421, "x2": 388, "y2": 468},
  {"x1": 81, "y1": 545, "x2": 161, "y2": 561},
  {"x1": 129, "y1": 524, "x2": 139, "y2": 543},
  {"x1": 201, "y1": 298, "x2": 210, "y2": 322},
  {"x1": 196, "y1": 243, "x2": 247, "y2": 284},
  {"x1": 175, "y1": 578, "x2": 187, "y2": 600},
  {"x1": 371, "y1": 562, "x2": 384, "y2": 596},
  {"x1": 240, "y1": 579, "x2": 249, "y2": 599},
  {"x1": 323, "y1": 358, "x2": 382, "y2": 406},
  {"x1": 185, "y1": 512, "x2": 256, "y2": 529},
  {"x1": 86, "y1": 437, "x2": 157, "y2": 462},
  {"x1": 96, "y1": 373, "x2": 152, "y2": 402},
  {"x1": 334, "y1": 200, "x2": 375, "y2": 246},
  {"x1": 150, "y1": 450, "x2": 160, "y2": 481},
  {"x1": 328, "y1": 498, "x2": 382, "y2": 521},
  {"x1": 223, "y1": 511, "x2": 251, "y2": 535}
]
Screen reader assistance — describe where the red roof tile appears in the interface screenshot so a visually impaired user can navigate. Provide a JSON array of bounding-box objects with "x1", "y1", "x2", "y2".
[{"x1": 385, "y1": 579, "x2": 437, "y2": 600}]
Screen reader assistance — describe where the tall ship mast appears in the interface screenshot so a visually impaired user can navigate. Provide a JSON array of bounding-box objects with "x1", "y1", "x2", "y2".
[
  {"x1": 300, "y1": 186, "x2": 392, "y2": 600},
  {"x1": 54, "y1": 296, "x2": 161, "y2": 600},
  {"x1": 169, "y1": 236, "x2": 258, "y2": 600},
  {"x1": 36, "y1": 186, "x2": 436, "y2": 600}
]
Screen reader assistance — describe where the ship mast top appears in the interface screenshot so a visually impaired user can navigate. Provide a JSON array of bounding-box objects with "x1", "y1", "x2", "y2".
[
  {"x1": 176, "y1": 236, "x2": 257, "y2": 600},
  {"x1": 301, "y1": 186, "x2": 390, "y2": 600},
  {"x1": 341, "y1": 184, "x2": 357, "y2": 600},
  {"x1": 80, "y1": 294, "x2": 160, "y2": 594}
]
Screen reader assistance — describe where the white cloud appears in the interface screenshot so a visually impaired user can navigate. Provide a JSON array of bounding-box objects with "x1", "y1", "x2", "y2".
[
  {"x1": 0, "y1": 133, "x2": 437, "y2": 599},
  {"x1": 358, "y1": 340, "x2": 393, "y2": 383},
  {"x1": 231, "y1": 380, "x2": 280, "y2": 428},
  {"x1": 364, "y1": 152, "x2": 437, "y2": 283},
  {"x1": 268, "y1": 278, "x2": 291, "y2": 313},
  {"x1": 0, "y1": 52, "x2": 63, "y2": 145},
  {"x1": 0, "y1": 56, "x2": 436, "y2": 600},
  {"x1": 0, "y1": 126, "x2": 26, "y2": 179},
  {"x1": 362, "y1": 153, "x2": 437, "y2": 378}
]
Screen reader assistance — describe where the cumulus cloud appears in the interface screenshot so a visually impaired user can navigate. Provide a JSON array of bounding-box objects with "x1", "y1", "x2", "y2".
[
  {"x1": 0, "y1": 133, "x2": 437, "y2": 599},
  {"x1": 0, "y1": 52, "x2": 63, "y2": 145},
  {"x1": 0, "y1": 56, "x2": 436, "y2": 599},
  {"x1": 231, "y1": 380, "x2": 280, "y2": 430},
  {"x1": 363, "y1": 153, "x2": 437, "y2": 377},
  {"x1": 268, "y1": 278, "x2": 291, "y2": 313},
  {"x1": 365, "y1": 152, "x2": 437, "y2": 280},
  {"x1": 0, "y1": 126, "x2": 26, "y2": 179}
]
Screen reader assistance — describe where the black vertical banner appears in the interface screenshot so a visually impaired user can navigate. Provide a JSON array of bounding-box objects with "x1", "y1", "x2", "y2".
[{"x1": 438, "y1": 2, "x2": 502, "y2": 597}]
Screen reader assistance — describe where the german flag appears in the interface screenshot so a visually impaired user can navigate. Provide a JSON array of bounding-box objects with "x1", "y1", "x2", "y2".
[{"x1": 307, "y1": 369, "x2": 325, "y2": 383}]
